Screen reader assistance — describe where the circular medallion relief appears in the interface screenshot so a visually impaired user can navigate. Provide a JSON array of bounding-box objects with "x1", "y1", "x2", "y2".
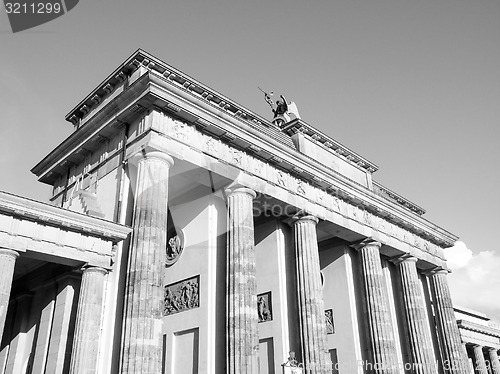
[{"x1": 166, "y1": 229, "x2": 184, "y2": 266}]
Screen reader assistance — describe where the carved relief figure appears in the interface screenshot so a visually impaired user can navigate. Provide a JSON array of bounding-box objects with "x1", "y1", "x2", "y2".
[
  {"x1": 206, "y1": 137, "x2": 217, "y2": 154},
  {"x1": 283, "y1": 351, "x2": 298, "y2": 367},
  {"x1": 364, "y1": 210, "x2": 372, "y2": 226},
  {"x1": 277, "y1": 170, "x2": 287, "y2": 187},
  {"x1": 316, "y1": 190, "x2": 325, "y2": 205},
  {"x1": 257, "y1": 293, "x2": 272, "y2": 322},
  {"x1": 164, "y1": 276, "x2": 200, "y2": 316},
  {"x1": 172, "y1": 120, "x2": 188, "y2": 141},
  {"x1": 331, "y1": 195, "x2": 341, "y2": 212},
  {"x1": 231, "y1": 149, "x2": 242, "y2": 165},
  {"x1": 166, "y1": 234, "x2": 183, "y2": 265},
  {"x1": 168, "y1": 235, "x2": 181, "y2": 256},
  {"x1": 297, "y1": 181, "x2": 306, "y2": 195},
  {"x1": 325, "y1": 309, "x2": 335, "y2": 334},
  {"x1": 378, "y1": 217, "x2": 386, "y2": 232},
  {"x1": 254, "y1": 160, "x2": 264, "y2": 175}
]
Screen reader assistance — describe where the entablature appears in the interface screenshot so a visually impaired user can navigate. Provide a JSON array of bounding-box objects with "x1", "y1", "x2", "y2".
[
  {"x1": 0, "y1": 191, "x2": 131, "y2": 242},
  {"x1": 125, "y1": 117, "x2": 456, "y2": 266},
  {"x1": 34, "y1": 50, "x2": 457, "y2": 256},
  {"x1": 458, "y1": 320, "x2": 500, "y2": 339},
  {"x1": 0, "y1": 191, "x2": 131, "y2": 268},
  {"x1": 38, "y1": 50, "x2": 429, "y2": 221}
]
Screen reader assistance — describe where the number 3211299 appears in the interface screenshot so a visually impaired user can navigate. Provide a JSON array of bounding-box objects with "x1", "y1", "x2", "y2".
[{"x1": 5, "y1": 3, "x2": 62, "y2": 14}]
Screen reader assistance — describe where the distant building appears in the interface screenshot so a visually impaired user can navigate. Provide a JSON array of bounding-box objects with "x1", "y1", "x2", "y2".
[
  {"x1": 455, "y1": 306, "x2": 500, "y2": 374},
  {"x1": 0, "y1": 49, "x2": 473, "y2": 373}
]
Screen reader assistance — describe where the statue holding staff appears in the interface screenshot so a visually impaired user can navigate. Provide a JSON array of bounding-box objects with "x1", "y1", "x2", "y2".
[{"x1": 259, "y1": 87, "x2": 301, "y2": 127}]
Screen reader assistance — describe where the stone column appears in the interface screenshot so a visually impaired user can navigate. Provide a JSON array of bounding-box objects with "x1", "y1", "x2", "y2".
[
  {"x1": 226, "y1": 186, "x2": 259, "y2": 374},
  {"x1": 488, "y1": 349, "x2": 500, "y2": 374},
  {"x1": 292, "y1": 215, "x2": 329, "y2": 374},
  {"x1": 394, "y1": 256, "x2": 436, "y2": 373},
  {"x1": 0, "y1": 248, "x2": 19, "y2": 340},
  {"x1": 4, "y1": 292, "x2": 33, "y2": 374},
  {"x1": 353, "y1": 239, "x2": 398, "y2": 374},
  {"x1": 70, "y1": 266, "x2": 108, "y2": 374},
  {"x1": 429, "y1": 269, "x2": 469, "y2": 374},
  {"x1": 121, "y1": 150, "x2": 173, "y2": 374},
  {"x1": 473, "y1": 345, "x2": 488, "y2": 374},
  {"x1": 462, "y1": 344, "x2": 474, "y2": 374}
]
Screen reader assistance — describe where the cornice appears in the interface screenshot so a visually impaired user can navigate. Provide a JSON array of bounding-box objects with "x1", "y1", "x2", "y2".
[
  {"x1": 373, "y1": 182, "x2": 426, "y2": 216},
  {"x1": 458, "y1": 320, "x2": 500, "y2": 339},
  {"x1": 65, "y1": 50, "x2": 143, "y2": 126},
  {"x1": 0, "y1": 191, "x2": 131, "y2": 241},
  {"x1": 31, "y1": 72, "x2": 151, "y2": 180},
  {"x1": 65, "y1": 49, "x2": 282, "y2": 139}
]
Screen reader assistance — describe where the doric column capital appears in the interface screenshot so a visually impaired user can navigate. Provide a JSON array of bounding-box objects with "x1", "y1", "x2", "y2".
[
  {"x1": 224, "y1": 184, "x2": 256, "y2": 199},
  {"x1": 130, "y1": 147, "x2": 174, "y2": 167},
  {"x1": 290, "y1": 214, "x2": 319, "y2": 226},
  {"x1": 390, "y1": 253, "x2": 418, "y2": 266},
  {"x1": 434, "y1": 268, "x2": 450, "y2": 275},
  {"x1": 0, "y1": 248, "x2": 19, "y2": 260},
  {"x1": 351, "y1": 238, "x2": 382, "y2": 251},
  {"x1": 81, "y1": 265, "x2": 108, "y2": 276},
  {"x1": 423, "y1": 266, "x2": 450, "y2": 277}
]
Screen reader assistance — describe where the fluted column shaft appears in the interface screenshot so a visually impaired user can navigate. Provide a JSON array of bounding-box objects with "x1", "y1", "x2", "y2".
[
  {"x1": 121, "y1": 151, "x2": 173, "y2": 374},
  {"x1": 488, "y1": 349, "x2": 500, "y2": 374},
  {"x1": 429, "y1": 270, "x2": 469, "y2": 374},
  {"x1": 70, "y1": 266, "x2": 108, "y2": 374},
  {"x1": 226, "y1": 186, "x2": 259, "y2": 374},
  {"x1": 0, "y1": 248, "x2": 19, "y2": 340},
  {"x1": 292, "y1": 215, "x2": 329, "y2": 374},
  {"x1": 473, "y1": 346, "x2": 487, "y2": 374},
  {"x1": 395, "y1": 256, "x2": 436, "y2": 373},
  {"x1": 354, "y1": 239, "x2": 398, "y2": 374}
]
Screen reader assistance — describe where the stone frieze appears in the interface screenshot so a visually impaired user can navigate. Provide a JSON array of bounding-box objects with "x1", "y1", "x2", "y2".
[
  {"x1": 162, "y1": 116, "x2": 447, "y2": 260},
  {"x1": 164, "y1": 275, "x2": 200, "y2": 316}
]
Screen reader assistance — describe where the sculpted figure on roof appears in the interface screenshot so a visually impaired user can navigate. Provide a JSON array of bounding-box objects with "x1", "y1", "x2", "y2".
[{"x1": 259, "y1": 87, "x2": 301, "y2": 127}]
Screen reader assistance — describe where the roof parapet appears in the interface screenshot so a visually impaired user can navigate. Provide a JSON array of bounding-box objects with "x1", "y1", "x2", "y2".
[
  {"x1": 281, "y1": 119, "x2": 378, "y2": 174},
  {"x1": 373, "y1": 181, "x2": 426, "y2": 216}
]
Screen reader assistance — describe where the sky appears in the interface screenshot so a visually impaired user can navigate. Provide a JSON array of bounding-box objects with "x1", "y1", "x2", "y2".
[{"x1": 1, "y1": 1, "x2": 499, "y2": 319}]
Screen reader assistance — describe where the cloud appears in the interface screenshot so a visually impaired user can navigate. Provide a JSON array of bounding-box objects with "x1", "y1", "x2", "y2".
[
  {"x1": 443, "y1": 241, "x2": 473, "y2": 269},
  {"x1": 443, "y1": 241, "x2": 500, "y2": 321}
]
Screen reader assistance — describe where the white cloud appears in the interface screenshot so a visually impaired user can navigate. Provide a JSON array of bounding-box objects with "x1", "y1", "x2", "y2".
[
  {"x1": 444, "y1": 241, "x2": 500, "y2": 321},
  {"x1": 443, "y1": 241, "x2": 473, "y2": 269}
]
